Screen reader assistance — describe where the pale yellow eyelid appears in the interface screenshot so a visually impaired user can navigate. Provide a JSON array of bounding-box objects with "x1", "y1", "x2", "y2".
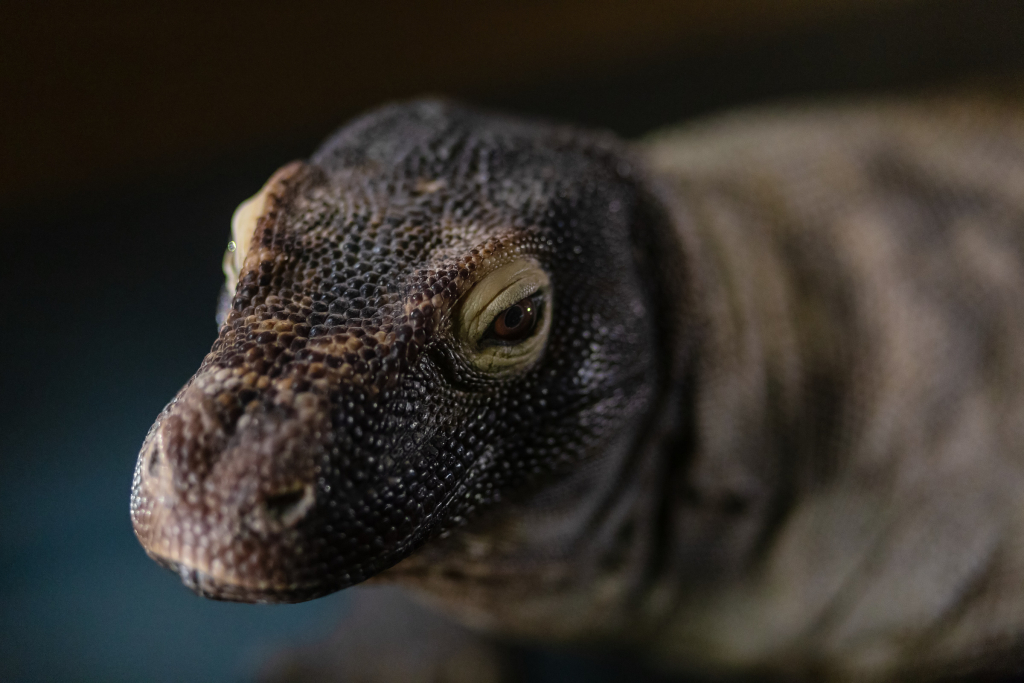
[
  {"x1": 222, "y1": 182, "x2": 273, "y2": 295},
  {"x1": 461, "y1": 259, "x2": 549, "y2": 344},
  {"x1": 456, "y1": 258, "x2": 553, "y2": 375}
]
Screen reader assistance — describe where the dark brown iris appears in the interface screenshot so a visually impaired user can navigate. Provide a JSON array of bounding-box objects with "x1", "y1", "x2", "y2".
[{"x1": 488, "y1": 295, "x2": 539, "y2": 343}]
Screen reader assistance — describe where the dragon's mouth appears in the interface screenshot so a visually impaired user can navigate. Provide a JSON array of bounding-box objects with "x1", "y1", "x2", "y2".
[{"x1": 146, "y1": 552, "x2": 333, "y2": 604}]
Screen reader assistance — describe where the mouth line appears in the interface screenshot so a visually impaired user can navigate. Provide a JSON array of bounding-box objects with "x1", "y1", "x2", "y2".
[{"x1": 147, "y1": 552, "x2": 332, "y2": 604}]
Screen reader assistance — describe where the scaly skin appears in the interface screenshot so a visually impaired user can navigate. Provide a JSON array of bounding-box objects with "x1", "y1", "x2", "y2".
[{"x1": 133, "y1": 96, "x2": 1024, "y2": 680}]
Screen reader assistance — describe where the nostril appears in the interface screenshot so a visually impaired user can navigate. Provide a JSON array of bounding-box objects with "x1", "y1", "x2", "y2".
[
  {"x1": 145, "y1": 436, "x2": 163, "y2": 478},
  {"x1": 266, "y1": 488, "x2": 304, "y2": 515},
  {"x1": 263, "y1": 485, "x2": 315, "y2": 526}
]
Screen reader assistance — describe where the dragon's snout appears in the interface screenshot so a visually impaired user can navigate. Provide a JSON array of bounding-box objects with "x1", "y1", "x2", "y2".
[{"x1": 131, "y1": 373, "x2": 332, "y2": 602}]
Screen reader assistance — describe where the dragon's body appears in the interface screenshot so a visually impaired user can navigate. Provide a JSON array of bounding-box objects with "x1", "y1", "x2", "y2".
[{"x1": 132, "y1": 96, "x2": 1024, "y2": 680}]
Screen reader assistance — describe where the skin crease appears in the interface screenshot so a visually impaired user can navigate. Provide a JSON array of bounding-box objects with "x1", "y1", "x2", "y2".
[{"x1": 131, "y1": 96, "x2": 1024, "y2": 681}]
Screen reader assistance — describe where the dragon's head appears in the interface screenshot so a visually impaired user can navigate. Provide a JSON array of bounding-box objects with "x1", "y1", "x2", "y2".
[{"x1": 131, "y1": 100, "x2": 684, "y2": 603}]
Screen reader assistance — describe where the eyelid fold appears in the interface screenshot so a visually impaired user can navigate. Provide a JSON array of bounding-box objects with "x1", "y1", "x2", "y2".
[
  {"x1": 458, "y1": 260, "x2": 549, "y2": 344},
  {"x1": 455, "y1": 258, "x2": 552, "y2": 375}
]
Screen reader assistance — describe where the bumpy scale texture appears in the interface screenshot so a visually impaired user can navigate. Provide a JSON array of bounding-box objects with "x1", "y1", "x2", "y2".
[
  {"x1": 131, "y1": 101, "x2": 673, "y2": 602},
  {"x1": 132, "y1": 94, "x2": 1024, "y2": 679}
]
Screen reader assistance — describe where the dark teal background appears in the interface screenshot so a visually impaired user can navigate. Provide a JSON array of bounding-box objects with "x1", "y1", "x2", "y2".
[{"x1": 2, "y1": 1, "x2": 1024, "y2": 680}]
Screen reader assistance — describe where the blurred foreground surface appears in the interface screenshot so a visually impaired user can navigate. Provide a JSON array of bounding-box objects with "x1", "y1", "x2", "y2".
[{"x1": 3, "y1": 1, "x2": 1024, "y2": 681}]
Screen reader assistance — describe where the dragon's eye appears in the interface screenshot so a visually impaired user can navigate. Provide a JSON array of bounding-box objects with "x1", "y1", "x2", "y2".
[
  {"x1": 485, "y1": 295, "x2": 542, "y2": 344},
  {"x1": 223, "y1": 180, "x2": 272, "y2": 296},
  {"x1": 455, "y1": 259, "x2": 552, "y2": 375}
]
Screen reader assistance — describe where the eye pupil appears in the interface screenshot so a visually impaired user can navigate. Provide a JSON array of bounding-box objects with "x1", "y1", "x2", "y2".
[
  {"x1": 503, "y1": 305, "x2": 524, "y2": 329},
  {"x1": 490, "y1": 295, "x2": 538, "y2": 342}
]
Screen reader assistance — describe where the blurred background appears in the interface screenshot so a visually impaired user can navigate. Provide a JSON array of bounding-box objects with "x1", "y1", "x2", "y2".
[{"x1": 3, "y1": 1, "x2": 1024, "y2": 681}]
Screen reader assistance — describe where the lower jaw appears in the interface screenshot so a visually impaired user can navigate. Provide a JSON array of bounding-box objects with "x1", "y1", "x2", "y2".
[{"x1": 147, "y1": 552, "x2": 332, "y2": 604}]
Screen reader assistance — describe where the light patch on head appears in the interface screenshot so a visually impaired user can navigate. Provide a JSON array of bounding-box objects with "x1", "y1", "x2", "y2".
[
  {"x1": 222, "y1": 180, "x2": 274, "y2": 296},
  {"x1": 456, "y1": 259, "x2": 552, "y2": 375}
]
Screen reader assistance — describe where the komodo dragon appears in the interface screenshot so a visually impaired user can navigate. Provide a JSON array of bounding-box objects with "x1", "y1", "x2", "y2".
[{"x1": 131, "y1": 96, "x2": 1024, "y2": 681}]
